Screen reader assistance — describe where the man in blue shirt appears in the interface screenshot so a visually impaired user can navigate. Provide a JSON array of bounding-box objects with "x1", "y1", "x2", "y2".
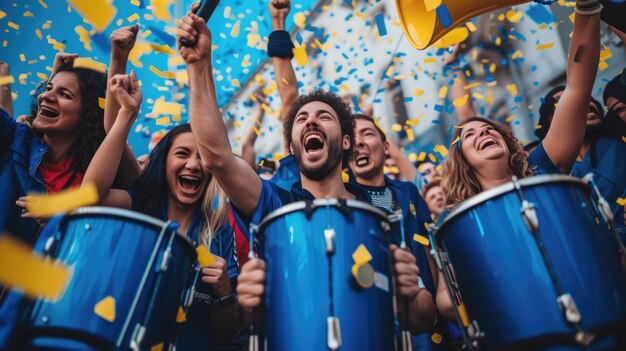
[{"x1": 177, "y1": 10, "x2": 433, "y2": 337}]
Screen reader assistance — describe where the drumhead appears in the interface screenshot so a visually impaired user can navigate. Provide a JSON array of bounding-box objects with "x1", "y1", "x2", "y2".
[
  {"x1": 258, "y1": 198, "x2": 390, "y2": 231},
  {"x1": 68, "y1": 206, "x2": 195, "y2": 249},
  {"x1": 434, "y1": 175, "x2": 590, "y2": 235}
]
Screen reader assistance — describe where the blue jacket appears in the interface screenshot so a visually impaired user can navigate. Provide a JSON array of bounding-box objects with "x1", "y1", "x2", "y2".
[{"x1": 0, "y1": 109, "x2": 49, "y2": 243}]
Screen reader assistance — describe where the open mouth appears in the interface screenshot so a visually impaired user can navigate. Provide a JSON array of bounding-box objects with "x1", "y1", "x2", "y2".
[
  {"x1": 39, "y1": 106, "x2": 60, "y2": 118},
  {"x1": 304, "y1": 132, "x2": 324, "y2": 153},
  {"x1": 178, "y1": 175, "x2": 202, "y2": 192},
  {"x1": 355, "y1": 156, "x2": 370, "y2": 167},
  {"x1": 478, "y1": 137, "x2": 498, "y2": 150}
]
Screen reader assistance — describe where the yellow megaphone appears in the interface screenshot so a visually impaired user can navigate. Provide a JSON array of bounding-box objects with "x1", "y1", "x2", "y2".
[{"x1": 396, "y1": 0, "x2": 530, "y2": 50}]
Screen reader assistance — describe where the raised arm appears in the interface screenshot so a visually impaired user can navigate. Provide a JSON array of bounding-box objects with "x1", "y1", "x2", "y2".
[
  {"x1": 103, "y1": 25, "x2": 142, "y2": 187},
  {"x1": 177, "y1": 7, "x2": 262, "y2": 217},
  {"x1": 269, "y1": 0, "x2": 298, "y2": 154},
  {"x1": 443, "y1": 44, "x2": 476, "y2": 123},
  {"x1": 542, "y1": 2, "x2": 601, "y2": 173},
  {"x1": 241, "y1": 95, "x2": 268, "y2": 170},
  {"x1": 0, "y1": 62, "x2": 14, "y2": 117},
  {"x1": 82, "y1": 71, "x2": 142, "y2": 209}
]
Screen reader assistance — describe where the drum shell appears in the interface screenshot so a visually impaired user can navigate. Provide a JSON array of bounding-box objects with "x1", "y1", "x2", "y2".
[
  {"x1": 435, "y1": 176, "x2": 626, "y2": 350},
  {"x1": 258, "y1": 200, "x2": 395, "y2": 351},
  {"x1": 25, "y1": 208, "x2": 196, "y2": 350}
]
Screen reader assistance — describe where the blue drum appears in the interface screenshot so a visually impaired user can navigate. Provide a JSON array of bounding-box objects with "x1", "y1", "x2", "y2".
[
  {"x1": 15, "y1": 207, "x2": 197, "y2": 351},
  {"x1": 256, "y1": 199, "x2": 396, "y2": 350},
  {"x1": 432, "y1": 175, "x2": 626, "y2": 350}
]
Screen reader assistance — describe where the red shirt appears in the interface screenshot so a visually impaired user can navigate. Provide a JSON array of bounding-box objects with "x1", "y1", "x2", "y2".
[{"x1": 39, "y1": 157, "x2": 84, "y2": 193}]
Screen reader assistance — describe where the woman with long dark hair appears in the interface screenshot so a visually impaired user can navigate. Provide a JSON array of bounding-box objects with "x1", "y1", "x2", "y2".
[{"x1": 1, "y1": 55, "x2": 107, "y2": 243}]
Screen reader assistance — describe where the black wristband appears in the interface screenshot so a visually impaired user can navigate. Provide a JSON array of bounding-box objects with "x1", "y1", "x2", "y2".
[{"x1": 268, "y1": 30, "x2": 295, "y2": 59}]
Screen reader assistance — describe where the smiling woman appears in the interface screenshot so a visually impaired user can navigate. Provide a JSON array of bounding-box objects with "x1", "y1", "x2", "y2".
[{"x1": 0, "y1": 58, "x2": 106, "y2": 243}]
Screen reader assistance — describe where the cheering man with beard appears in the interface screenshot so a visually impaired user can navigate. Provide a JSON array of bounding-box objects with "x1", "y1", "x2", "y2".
[{"x1": 176, "y1": 5, "x2": 434, "y2": 336}]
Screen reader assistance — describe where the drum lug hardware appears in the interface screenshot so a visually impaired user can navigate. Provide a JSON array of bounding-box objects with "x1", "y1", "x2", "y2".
[
  {"x1": 324, "y1": 228, "x2": 336, "y2": 255},
  {"x1": 467, "y1": 320, "x2": 484, "y2": 340},
  {"x1": 44, "y1": 237, "x2": 56, "y2": 255},
  {"x1": 380, "y1": 221, "x2": 391, "y2": 232},
  {"x1": 41, "y1": 316, "x2": 49, "y2": 323},
  {"x1": 84, "y1": 224, "x2": 90, "y2": 231},
  {"x1": 520, "y1": 200, "x2": 539, "y2": 233},
  {"x1": 159, "y1": 247, "x2": 172, "y2": 272},
  {"x1": 327, "y1": 316, "x2": 342, "y2": 350},
  {"x1": 430, "y1": 247, "x2": 443, "y2": 271},
  {"x1": 557, "y1": 294, "x2": 581, "y2": 324},
  {"x1": 129, "y1": 323, "x2": 146, "y2": 351},
  {"x1": 575, "y1": 331, "x2": 595, "y2": 346}
]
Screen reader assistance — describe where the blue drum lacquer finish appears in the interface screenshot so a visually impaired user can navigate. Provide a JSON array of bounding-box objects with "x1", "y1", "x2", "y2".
[
  {"x1": 258, "y1": 200, "x2": 395, "y2": 351},
  {"x1": 435, "y1": 176, "x2": 626, "y2": 350},
  {"x1": 23, "y1": 207, "x2": 197, "y2": 351}
]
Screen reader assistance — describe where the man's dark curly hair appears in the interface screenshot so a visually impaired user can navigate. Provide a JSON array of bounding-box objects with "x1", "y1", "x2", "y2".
[
  {"x1": 30, "y1": 60, "x2": 107, "y2": 174},
  {"x1": 284, "y1": 89, "x2": 355, "y2": 167}
]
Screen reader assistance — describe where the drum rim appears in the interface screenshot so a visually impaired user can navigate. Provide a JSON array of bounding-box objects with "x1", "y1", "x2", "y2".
[
  {"x1": 258, "y1": 198, "x2": 390, "y2": 231},
  {"x1": 433, "y1": 174, "x2": 589, "y2": 234},
  {"x1": 69, "y1": 206, "x2": 195, "y2": 248}
]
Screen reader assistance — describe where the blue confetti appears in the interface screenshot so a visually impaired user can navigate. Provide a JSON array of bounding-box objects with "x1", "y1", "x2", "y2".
[
  {"x1": 525, "y1": 4, "x2": 556, "y2": 25},
  {"x1": 374, "y1": 13, "x2": 387, "y2": 36},
  {"x1": 213, "y1": 195, "x2": 219, "y2": 210},
  {"x1": 296, "y1": 32, "x2": 304, "y2": 45},
  {"x1": 436, "y1": 5, "x2": 453, "y2": 29}
]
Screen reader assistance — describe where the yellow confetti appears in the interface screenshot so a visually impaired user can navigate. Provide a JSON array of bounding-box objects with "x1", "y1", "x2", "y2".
[
  {"x1": 230, "y1": 20, "x2": 241, "y2": 37},
  {"x1": 0, "y1": 76, "x2": 15, "y2": 85},
  {"x1": 536, "y1": 43, "x2": 554, "y2": 51},
  {"x1": 505, "y1": 10, "x2": 523, "y2": 23},
  {"x1": 423, "y1": 57, "x2": 437, "y2": 63},
  {"x1": 0, "y1": 236, "x2": 71, "y2": 300},
  {"x1": 431, "y1": 333, "x2": 443, "y2": 344},
  {"x1": 232, "y1": 79, "x2": 241, "y2": 88},
  {"x1": 453, "y1": 94, "x2": 469, "y2": 107},
  {"x1": 94, "y1": 296, "x2": 116, "y2": 322},
  {"x1": 8, "y1": 22, "x2": 20, "y2": 30},
  {"x1": 617, "y1": 197, "x2": 626, "y2": 206},
  {"x1": 18, "y1": 73, "x2": 27, "y2": 85},
  {"x1": 196, "y1": 245, "x2": 216, "y2": 267},
  {"x1": 27, "y1": 183, "x2": 99, "y2": 218},
  {"x1": 434, "y1": 144, "x2": 448, "y2": 157},
  {"x1": 598, "y1": 61, "x2": 608, "y2": 71},
  {"x1": 599, "y1": 47, "x2": 612, "y2": 61},
  {"x1": 39, "y1": 0, "x2": 48, "y2": 8},
  {"x1": 176, "y1": 306, "x2": 186, "y2": 323},
  {"x1": 342, "y1": 171, "x2": 350, "y2": 183},
  {"x1": 392, "y1": 123, "x2": 403, "y2": 132},
  {"x1": 151, "y1": 0, "x2": 174, "y2": 22},
  {"x1": 23, "y1": 11, "x2": 34, "y2": 17},
  {"x1": 155, "y1": 117, "x2": 170, "y2": 126},
  {"x1": 150, "y1": 65, "x2": 164, "y2": 78},
  {"x1": 0, "y1": 11, "x2": 5, "y2": 19},
  {"x1": 409, "y1": 202, "x2": 416, "y2": 217},
  {"x1": 73, "y1": 58, "x2": 107, "y2": 73},
  {"x1": 36, "y1": 72, "x2": 48, "y2": 81},
  {"x1": 352, "y1": 244, "x2": 372, "y2": 265},
  {"x1": 506, "y1": 84, "x2": 518, "y2": 96},
  {"x1": 294, "y1": 12, "x2": 306, "y2": 29},
  {"x1": 438, "y1": 86, "x2": 448, "y2": 99},
  {"x1": 424, "y1": 0, "x2": 441, "y2": 12},
  {"x1": 75, "y1": 25, "x2": 92, "y2": 51},
  {"x1": 130, "y1": 0, "x2": 140, "y2": 6},
  {"x1": 98, "y1": 97, "x2": 106, "y2": 109},
  {"x1": 413, "y1": 89, "x2": 424, "y2": 97},
  {"x1": 413, "y1": 234, "x2": 430, "y2": 246},
  {"x1": 151, "y1": 343, "x2": 164, "y2": 351},
  {"x1": 233, "y1": 121, "x2": 241, "y2": 128},
  {"x1": 293, "y1": 46, "x2": 308, "y2": 66},
  {"x1": 127, "y1": 13, "x2": 139, "y2": 23},
  {"x1": 67, "y1": 0, "x2": 117, "y2": 32},
  {"x1": 223, "y1": 6, "x2": 231, "y2": 18},
  {"x1": 417, "y1": 151, "x2": 426, "y2": 162},
  {"x1": 465, "y1": 21, "x2": 477, "y2": 32},
  {"x1": 149, "y1": 42, "x2": 175, "y2": 56}
]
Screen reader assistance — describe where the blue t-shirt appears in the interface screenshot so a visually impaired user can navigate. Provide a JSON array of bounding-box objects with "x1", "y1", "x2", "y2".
[
  {"x1": 269, "y1": 154, "x2": 300, "y2": 191},
  {"x1": 571, "y1": 135, "x2": 626, "y2": 232},
  {"x1": 130, "y1": 195, "x2": 240, "y2": 350},
  {"x1": 527, "y1": 141, "x2": 561, "y2": 175}
]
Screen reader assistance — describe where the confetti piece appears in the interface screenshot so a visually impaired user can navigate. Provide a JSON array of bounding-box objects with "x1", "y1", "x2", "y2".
[
  {"x1": 150, "y1": 99, "x2": 182, "y2": 117},
  {"x1": 230, "y1": 20, "x2": 241, "y2": 38},
  {"x1": 352, "y1": 244, "x2": 372, "y2": 265},
  {"x1": 127, "y1": 13, "x2": 140, "y2": 23},
  {"x1": 73, "y1": 58, "x2": 107, "y2": 73},
  {"x1": 409, "y1": 202, "x2": 416, "y2": 217},
  {"x1": 35, "y1": 29, "x2": 43, "y2": 40},
  {"x1": 223, "y1": 6, "x2": 231, "y2": 18},
  {"x1": 176, "y1": 306, "x2": 186, "y2": 323},
  {"x1": 424, "y1": 57, "x2": 437, "y2": 64},
  {"x1": 232, "y1": 79, "x2": 241, "y2": 87},
  {"x1": 598, "y1": 61, "x2": 608, "y2": 71},
  {"x1": 0, "y1": 236, "x2": 71, "y2": 300},
  {"x1": 155, "y1": 117, "x2": 170, "y2": 126},
  {"x1": 294, "y1": 13, "x2": 306, "y2": 29},
  {"x1": 8, "y1": 22, "x2": 20, "y2": 30},
  {"x1": 151, "y1": 0, "x2": 174, "y2": 22},
  {"x1": 414, "y1": 89, "x2": 424, "y2": 96},
  {"x1": 75, "y1": 25, "x2": 92, "y2": 51},
  {"x1": 413, "y1": 234, "x2": 430, "y2": 246},
  {"x1": 293, "y1": 46, "x2": 308, "y2": 66},
  {"x1": 67, "y1": 0, "x2": 117, "y2": 32},
  {"x1": 436, "y1": 5, "x2": 452, "y2": 29},
  {"x1": 39, "y1": 0, "x2": 48, "y2": 8},
  {"x1": 0, "y1": 11, "x2": 5, "y2": 19},
  {"x1": 617, "y1": 198, "x2": 626, "y2": 206},
  {"x1": 98, "y1": 97, "x2": 106, "y2": 109},
  {"x1": 465, "y1": 21, "x2": 477, "y2": 32},
  {"x1": 26, "y1": 183, "x2": 99, "y2": 218},
  {"x1": 150, "y1": 65, "x2": 164, "y2": 78},
  {"x1": 536, "y1": 43, "x2": 554, "y2": 51},
  {"x1": 151, "y1": 343, "x2": 164, "y2": 351},
  {"x1": 0, "y1": 76, "x2": 15, "y2": 85},
  {"x1": 94, "y1": 296, "x2": 116, "y2": 322},
  {"x1": 434, "y1": 144, "x2": 449, "y2": 157},
  {"x1": 342, "y1": 171, "x2": 350, "y2": 183},
  {"x1": 424, "y1": 0, "x2": 442, "y2": 12},
  {"x1": 505, "y1": 10, "x2": 523, "y2": 23},
  {"x1": 453, "y1": 94, "x2": 469, "y2": 107},
  {"x1": 374, "y1": 13, "x2": 387, "y2": 37},
  {"x1": 405, "y1": 127, "x2": 415, "y2": 142},
  {"x1": 431, "y1": 333, "x2": 443, "y2": 344},
  {"x1": 23, "y1": 11, "x2": 34, "y2": 17},
  {"x1": 438, "y1": 86, "x2": 448, "y2": 99},
  {"x1": 196, "y1": 245, "x2": 216, "y2": 267}
]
